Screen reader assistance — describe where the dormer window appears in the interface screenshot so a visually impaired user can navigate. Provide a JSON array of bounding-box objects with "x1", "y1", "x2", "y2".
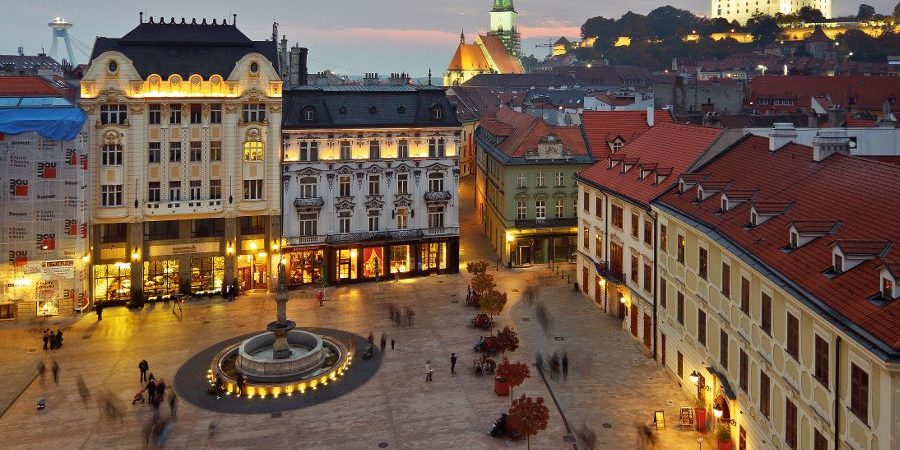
[
  {"x1": 790, "y1": 231, "x2": 799, "y2": 249},
  {"x1": 878, "y1": 263, "x2": 899, "y2": 300},
  {"x1": 431, "y1": 104, "x2": 444, "y2": 121},
  {"x1": 696, "y1": 188, "x2": 704, "y2": 202},
  {"x1": 679, "y1": 180, "x2": 687, "y2": 193},
  {"x1": 302, "y1": 106, "x2": 316, "y2": 122},
  {"x1": 750, "y1": 210, "x2": 759, "y2": 226},
  {"x1": 721, "y1": 197, "x2": 729, "y2": 212},
  {"x1": 883, "y1": 278, "x2": 894, "y2": 299},
  {"x1": 833, "y1": 253, "x2": 843, "y2": 274}
]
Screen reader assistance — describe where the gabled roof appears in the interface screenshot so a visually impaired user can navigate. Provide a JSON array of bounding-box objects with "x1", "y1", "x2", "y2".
[
  {"x1": 282, "y1": 85, "x2": 459, "y2": 129},
  {"x1": 750, "y1": 75, "x2": 899, "y2": 113},
  {"x1": 881, "y1": 262, "x2": 900, "y2": 277},
  {"x1": 446, "y1": 86, "x2": 501, "y2": 122},
  {"x1": 577, "y1": 123, "x2": 722, "y2": 207},
  {"x1": 476, "y1": 35, "x2": 524, "y2": 75},
  {"x1": 0, "y1": 76, "x2": 72, "y2": 97},
  {"x1": 446, "y1": 42, "x2": 490, "y2": 72},
  {"x1": 478, "y1": 108, "x2": 588, "y2": 158},
  {"x1": 89, "y1": 18, "x2": 278, "y2": 78},
  {"x1": 554, "y1": 37, "x2": 571, "y2": 46},
  {"x1": 833, "y1": 240, "x2": 891, "y2": 258},
  {"x1": 655, "y1": 135, "x2": 900, "y2": 357},
  {"x1": 581, "y1": 110, "x2": 674, "y2": 159},
  {"x1": 792, "y1": 220, "x2": 840, "y2": 234}
]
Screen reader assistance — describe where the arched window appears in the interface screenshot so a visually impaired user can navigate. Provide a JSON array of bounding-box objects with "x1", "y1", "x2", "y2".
[
  {"x1": 243, "y1": 140, "x2": 264, "y2": 161},
  {"x1": 302, "y1": 105, "x2": 316, "y2": 121}
]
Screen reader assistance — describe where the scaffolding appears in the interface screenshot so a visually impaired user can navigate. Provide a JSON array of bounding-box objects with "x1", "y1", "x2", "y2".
[{"x1": 0, "y1": 130, "x2": 88, "y2": 320}]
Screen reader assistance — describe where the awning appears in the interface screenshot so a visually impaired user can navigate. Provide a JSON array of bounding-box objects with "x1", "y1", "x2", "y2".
[
  {"x1": 0, "y1": 105, "x2": 85, "y2": 141},
  {"x1": 706, "y1": 366, "x2": 736, "y2": 400}
]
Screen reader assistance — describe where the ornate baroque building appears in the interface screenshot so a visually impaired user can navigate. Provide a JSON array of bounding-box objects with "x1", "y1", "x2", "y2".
[
  {"x1": 712, "y1": 0, "x2": 832, "y2": 25},
  {"x1": 80, "y1": 17, "x2": 283, "y2": 303},
  {"x1": 280, "y1": 86, "x2": 462, "y2": 286}
]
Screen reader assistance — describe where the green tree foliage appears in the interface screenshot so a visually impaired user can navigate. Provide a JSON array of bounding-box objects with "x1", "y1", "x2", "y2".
[
  {"x1": 646, "y1": 6, "x2": 699, "y2": 41},
  {"x1": 857, "y1": 4, "x2": 876, "y2": 20},
  {"x1": 798, "y1": 6, "x2": 826, "y2": 23},
  {"x1": 520, "y1": 54, "x2": 540, "y2": 73},
  {"x1": 840, "y1": 29, "x2": 900, "y2": 63},
  {"x1": 580, "y1": 15, "x2": 618, "y2": 49},
  {"x1": 480, "y1": 289, "x2": 508, "y2": 334},
  {"x1": 746, "y1": 13, "x2": 781, "y2": 45}
]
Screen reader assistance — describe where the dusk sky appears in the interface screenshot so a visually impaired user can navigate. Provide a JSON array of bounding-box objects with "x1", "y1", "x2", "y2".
[{"x1": 1, "y1": 0, "x2": 895, "y2": 76}]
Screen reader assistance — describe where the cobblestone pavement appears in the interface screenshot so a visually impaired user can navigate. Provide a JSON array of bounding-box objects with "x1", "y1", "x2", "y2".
[{"x1": 0, "y1": 177, "x2": 704, "y2": 449}]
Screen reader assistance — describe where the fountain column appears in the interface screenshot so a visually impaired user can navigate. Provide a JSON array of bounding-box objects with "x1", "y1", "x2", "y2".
[{"x1": 267, "y1": 263, "x2": 295, "y2": 359}]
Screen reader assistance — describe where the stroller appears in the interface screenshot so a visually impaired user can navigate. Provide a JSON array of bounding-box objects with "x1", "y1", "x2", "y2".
[
  {"x1": 132, "y1": 391, "x2": 145, "y2": 405},
  {"x1": 489, "y1": 413, "x2": 508, "y2": 437}
]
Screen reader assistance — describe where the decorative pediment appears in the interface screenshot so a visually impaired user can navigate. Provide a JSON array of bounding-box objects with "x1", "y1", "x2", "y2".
[
  {"x1": 424, "y1": 191, "x2": 452, "y2": 204},
  {"x1": 552, "y1": 191, "x2": 568, "y2": 199},
  {"x1": 364, "y1": 195, "x2": 385, "y2": 209},
  {"x1": 514, "y1": 191, "x2": 530, "y2": 199},
  {"x1": 366, "y1": 165, "x2": 383, "y2": 175},
  {"x1": 103, "y1": 130, "x2": 121, "y2": 145},
  {"x1": 535, "y1": 192, "x2": 548, "y2": 201},
  {"x1": 294, "y1": 197, "x2": 325, "y2": 210},
  {"x1": 426, "y1": 163, "x2": 449, "y2": 173},
  {"x1": 245, "y1": 127, "x2": 262, "y2": 142},
  {"x1": 336, "y1": 165, "x2": 355, "y2": 175},
  {"x1": 395, "y1": 164, "x2": 411, "y2": 173},
  {"x1": 335, "y1": 197, "x2": 355, "y2": 211},
  {"x1": 394, "y1": 194, "x2": 413, "y2": 208},
  {"x1": 295, "y1": 167, "x2": 320, "y2": 178}
]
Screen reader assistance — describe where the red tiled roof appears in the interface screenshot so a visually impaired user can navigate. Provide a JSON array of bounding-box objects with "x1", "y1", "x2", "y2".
[
  {"x1": 792, "y1": 220, "x2": 840, "y2": 234},
  {"x1": 480, "y1": 108, "x2": 588, "y2": 158},
  {"x1": 577, "y1": 122, "x2": 722, "y2": 206},
  {"x1": 754, "y1": 201, "x2": 794, "y2": 214},
  {"x1": 477, "y1": 35, "x2": 524, "y2": 75},
  {"x1": 882, "y1": 262, "x2": 900, "y2": 277},
  {"x1": 581, "y1": 110, "x2": 674, "y2": 159},
  {"x1": 862, "y1": 155, "x2": 900, "y2": 166},
  {"x1": 834, "y1": 240, "x2": 891, "y2": 258},
  {"x1": 656, "y1": 135, "x2": 900, "y2": 352},
  {"x1": 724, "y1": 189, "x2": 757, "y2": 200},
  {"x1": 750, "y1": 75, "x2": 900, "y2": 114},
  {"x1": 0, "y1": 76, "x2": 69, "y2": 97}
]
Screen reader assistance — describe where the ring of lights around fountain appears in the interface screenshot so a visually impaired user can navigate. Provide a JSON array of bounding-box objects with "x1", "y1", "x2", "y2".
[{"x1": 209, "y1": 333, "x2": 351, "y2": 399}]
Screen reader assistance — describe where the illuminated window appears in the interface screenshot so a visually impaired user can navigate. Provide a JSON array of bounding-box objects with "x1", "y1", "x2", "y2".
[{"x1": 243, "y1": 140, "x2": 264, "y2": 161}]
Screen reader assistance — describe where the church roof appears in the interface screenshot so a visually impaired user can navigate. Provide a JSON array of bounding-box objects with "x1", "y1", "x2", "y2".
[
  {"x1": 491, "y1": 0, "x2": 515, "y2": 12},
  {"x1": 554, "y1": 37, "x2": 571, "y2": 46},
  {"x1": 447, "y1": 42, "x2": 491, "y2": 72},
  {"x1": 477, "y1": 35, "x2": 524, "y2": 74}
]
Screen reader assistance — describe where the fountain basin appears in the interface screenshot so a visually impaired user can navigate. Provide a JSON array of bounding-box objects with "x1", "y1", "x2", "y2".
[{"x1": 236, "y1": 330, "x2": 326, "y2": 382}]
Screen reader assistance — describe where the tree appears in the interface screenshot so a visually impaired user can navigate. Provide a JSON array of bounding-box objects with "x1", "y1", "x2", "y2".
[
  {"x1": 479, "y1": 289, "x2": 507, "y2": 335},
  {"x1": 646, "y1": 6, "x2": 699, "y2": 41},
  {"x1": 520, "y1": 54, "x2": 540, "y2": 73},
  {"x1": 496, "y1": 357, "x2": 530, "y2": 400},
  {"x1": 495, "y1": 326, "x2": 519, "y2": 354},
  {"x1": 466, "y1": 260, "x2": 488, "y2": 275},
  {"x1": 471, "y1": 272, "x2": 495, "y2": 297},
  {"x1": 798, "y1": 6, "x2": 826, "y2": 23},
  {"x1": 507, "y1": 395, "x2": 550, "y2": 450},
  {"x1": 857, "y1": 4, "x2": 876, "y2": 21},
  {"x1": 746, "y1": 13, "x2": 781, "y2": 45}
]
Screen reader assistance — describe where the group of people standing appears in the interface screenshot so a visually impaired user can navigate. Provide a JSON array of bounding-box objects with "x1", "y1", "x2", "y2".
[
  {"x1": 138, "y1": 359, "x2": 178, "y2": 448},
  {"x1": 42, "y1": 328, "x2": 64, "y2": 350}
]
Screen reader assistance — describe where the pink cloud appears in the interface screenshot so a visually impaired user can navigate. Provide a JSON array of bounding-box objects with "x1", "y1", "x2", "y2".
[
  {"x1": 290, "y1": 27, "x2": 460, "y2": 45},
  {"x1": 519, "y1": 25, "x2": 582, "y2": 39}
]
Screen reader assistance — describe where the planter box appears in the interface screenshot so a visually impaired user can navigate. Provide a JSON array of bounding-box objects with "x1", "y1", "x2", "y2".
[{"x1": 494, "y1": 377, "x2": 509, "y2": 396}]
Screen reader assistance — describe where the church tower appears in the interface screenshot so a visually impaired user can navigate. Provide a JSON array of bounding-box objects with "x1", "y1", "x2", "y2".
[{"x1": 488, "y1": 0, "x2": 520, "y2": 57}]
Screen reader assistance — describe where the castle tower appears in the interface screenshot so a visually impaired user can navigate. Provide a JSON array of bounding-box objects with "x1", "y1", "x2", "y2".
[
  {"x1": 488, "y1": 0, "x2": 520, "y2": 57},
  {"x1": 48, "y1": 17, "x2": 76, "y2": 65}
]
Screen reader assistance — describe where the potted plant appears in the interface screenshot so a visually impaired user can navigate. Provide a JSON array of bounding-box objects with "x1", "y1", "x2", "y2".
[
  {"x1": 694, "y1": 396, "x2": 707, "y2": 431},
  {"x1": 717, "y1": 422, "x2": 733, "y2": 450}
]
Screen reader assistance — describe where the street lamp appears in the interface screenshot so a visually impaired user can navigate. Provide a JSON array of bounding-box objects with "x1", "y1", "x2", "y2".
[
  {"x1": 713, "y1": 404, "x2": 723, "y2": 418},
  {"x1": 689, "y1": 370, "x2": 700, "y2": 386}
]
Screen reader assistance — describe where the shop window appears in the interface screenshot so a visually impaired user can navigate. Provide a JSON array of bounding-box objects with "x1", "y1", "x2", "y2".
[
  {"x1": 237, "y1": 254, "x2": 267, "y2": 291},
  {"x1": 36, "y1": 295, "x2": 59, "y2": 317},
  {"x1": 191, "y1": 256, "x2": 224, "y2": 293},
  {"x1": 422, "y1": 242, "x2": 447, "y2": 270},
  {"x1": 93, "y1": 263, "x2": 131, "y2": 302},
  {"x1": 287, "y1": 251, "x2": 323, "y2": 285},
  {"x1": 390, "y1": 245, "x2": 411, "y2": 273},
  {"x1": 363, "y1": 247, "x2": 385, "y2": 278},
  {"x1": 99, "y1": 223, "x2": 128, "y2": 243},
  {"x1": 336, "y1": 248, "x2": 358, "y2": 280},
  {"x1": 143, "y1": 260, "x2": 180, "y2": 299}
]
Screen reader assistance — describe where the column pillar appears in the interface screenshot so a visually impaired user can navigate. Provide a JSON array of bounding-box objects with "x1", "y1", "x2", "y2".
[
  {"x1": 225, "y1": 218, "x2": 237, "y2": 288},
  {"x1": 128, "y1": 222, "x2": 144, "y2": 303}
]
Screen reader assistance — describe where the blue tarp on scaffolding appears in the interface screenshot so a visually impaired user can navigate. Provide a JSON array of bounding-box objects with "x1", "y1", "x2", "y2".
[{"x1": 0, "y1": 104, "x2": 85, "y2": 141}]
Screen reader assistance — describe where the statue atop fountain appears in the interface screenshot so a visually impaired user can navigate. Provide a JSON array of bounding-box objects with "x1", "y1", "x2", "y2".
[{"x1": 267, "y1": 262, "x2": 295, "y2": 359}]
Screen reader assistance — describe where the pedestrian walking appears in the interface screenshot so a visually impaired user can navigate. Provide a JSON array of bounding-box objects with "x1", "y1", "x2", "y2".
[
  {"x1": 535, "y1": 352, "x2": 544, "y2": 374},
  {"x1": 76, "y1": 375, "x2": 91, "y2": 405},
  {"x1": 171, "y1": 294, "x2": 184, "y2": 314},
  {"x1": 139, "y1": 359, "x2": 150, "y2": 383},
  {"x1": 37, "y1": 360, "x2": 46, "y2": 385},
  {"x1": 450, "y1": 353, "x2": 457, "y2": 374},
  {"x1": 55, "y1": 328, "x2": 63, "y2": 349},
  {"x1": 143, "y1": 377, "x2": 157, "y2": 405},
  {"x1": 95, "y1": 302, "x2": 103, "y2": 321},
  {"x1": 317, "y1": 290, "x2": 324, "y2": 307},
  {"x1": 51, "y1": 360, "x2": 59, "y2": 385},
  {"x1": 380, "y1": 334, "x2": 386, "y2": 353},
  {"x1": 406, "y1": 308, "x2": 415, "y2": 327},
  {"x1": 562, "y1": 352, "x2": 569, "y2": 380},
  {"x1": 425, "y1": 361, "x2": 433, "y2": 382},
  {"x1": 42, "y1": 329, "x2": 50, "y2": 350},
  {"x1": 167, "y1": 391, "x2": 178, "y2": 420},
  {"x1": 390, "y1": 338, "x2": 395, "y2": 350}
]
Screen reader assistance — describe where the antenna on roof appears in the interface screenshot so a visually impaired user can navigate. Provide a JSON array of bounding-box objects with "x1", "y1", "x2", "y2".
[
  {"x1": 139, "y1": 11, "x2": 143, "y2": 24},
  {"x1": 233, "y1": 14, "x2": 237, "y2": 25},
  {"x1": 428, "y1": 68, "x2": 432, "y2": 86}
]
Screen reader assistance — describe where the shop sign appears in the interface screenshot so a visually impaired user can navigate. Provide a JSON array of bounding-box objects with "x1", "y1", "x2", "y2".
[
  {"x1": 149, "y1": 241, "x2": 219, "y2": 258},
  {"x1": 41, "y1": 259, "x2": 74, "y2": 280},
  {"x1": 99, "y1": 246, "x2": 126, "y2": 261}
]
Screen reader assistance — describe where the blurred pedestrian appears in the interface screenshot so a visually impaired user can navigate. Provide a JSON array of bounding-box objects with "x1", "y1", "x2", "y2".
[
  {"x1": 450, "y1": 353, "x2": 457, "y2": 374},
  {"x1": 425, "y1": 361, "x2": 433, "y2": 382},
  {"x1": 406, "y1": 308, "x2": 415, "y2": 327},
  {"x1": 42, "y1": 329, "x2": 50, "y2": 350},
  {"x1": 576, "y1": 423, "x2": 597, "y2": 450},
  {"x1": 76, "y1": 375, "x2": 91, "y2": 405},
  {"x1": 562, "y1": 352, "x2": 569, "y2": 380},
  {"x1": 167, "y1": 391, "x2": 178, "y2": 420},
  {"x1": 367, "y1": 332, "x2": 374, "y2": 345},
  {"x1": 95, "y1": 302, "x2": 103, "y2": 321},
  {"x1": 391, "y1": 338, "x2": 395, "y2": 350},
  {"x1": 139, "y1": 359, "x2": 149, "y2": 383},
  {"x1": 55, "y1": 328, "x2": 63, "y2": 349},
  {"x1": 380, "y1": 334, "x2": 386, "y2": 353},
  {"x1": 51, "y1": 360, "x2": 59, "y2": 385},
  {"x1": 37, "y1": 360, "x2": 46, "y2": 385}
]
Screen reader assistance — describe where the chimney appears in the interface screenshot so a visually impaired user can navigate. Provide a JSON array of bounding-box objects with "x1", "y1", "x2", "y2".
[
  {"x1": 828, "y1": 105, "x2": 845, "y2": 128},
  {"x1": 769, "y1": 123, "x2": 797, "y2": 151},
  {"x1": 812, "y1": 128, "x2": 850, "y2": 162},
  {"x1": 646, "y1": 106, "x2": 655, "y2": 127},
  {"x1": 288, "y1": 46, "x2": 308, "y2": 86}
]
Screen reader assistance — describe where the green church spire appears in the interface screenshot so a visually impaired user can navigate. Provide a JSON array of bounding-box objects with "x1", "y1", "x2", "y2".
[{"x1": 491, "y1": 0, "x2": 515, "y2": 12}]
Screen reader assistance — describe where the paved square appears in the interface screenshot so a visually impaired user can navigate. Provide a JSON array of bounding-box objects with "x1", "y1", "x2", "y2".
[{"x1": 0, "y1": 178, "x2": 704, "y2": 449}]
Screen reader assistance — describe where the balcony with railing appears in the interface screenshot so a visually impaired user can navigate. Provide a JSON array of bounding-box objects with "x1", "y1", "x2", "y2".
[
  {"x1": 144, "y1": 200, "x2": 224, "y2": 216},
  {"x1": 294, "y1": 197, "x2": 325, "y2": 209},
  {"x1": 424, "y1": 190, "x2": 452, "y2": 203},
  {"x1": 423, "y1": 226, "x2": 460, "y2": 237},
  {"x1": 514, "y1": 217, "x2": 578, "y2": 229},
  {"x1": 594, "y1": 260, "x2": 625, "y2": 285}
]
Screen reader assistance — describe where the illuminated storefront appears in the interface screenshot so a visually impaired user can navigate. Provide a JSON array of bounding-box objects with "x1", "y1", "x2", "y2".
[
  {"x1": 336, "y1": 248, "x2": 358, "y2": 281},
  {"x1": 143, "y1": 260, "x2": 180, "y2": 300},
  {"x1": 362, "y1": 247, "x2": 385, "y2": 278},
  {"x1": 94, "y1": 263, "x2": 131, "y2": 303},
  {"x1": 421, "y1": 242, "x2": 447, "y2": 271},
  {"x1": 190, "y1": 256, "x2": 224, "y2": 295},
  {"x1": 390, "y1": 245, "x2": 411, "y2": 274},
  {"x1": 237, "y1": 253, "x2": 268, "y2": 291},
  {"x1": 285, "y1": 250, "x2": 324, "y2": 286}
]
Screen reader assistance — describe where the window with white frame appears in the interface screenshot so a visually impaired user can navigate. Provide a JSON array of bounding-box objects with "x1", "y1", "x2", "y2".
[
  {"x1": 148, "y1": 104, "x2": 161, "y2": 125},
  {"x1": 243, "y1": 140, "x2": 263, "y2": 161},
  {"x1": 339, "y1": 175, "x2": 351, "y2": 197},
  {"x1": 428, "y1": 138, "x2": 445, "y2": 157},
  {"x1": 535, "y1": 200, "x2": 546, "y2": 219},
  {"x1": 148, "y1": 142, "x2": 161, "y2": 163},
  {"x1": 209, "y1": 179, "x2": 221, "y2": 200},
  {"x1": 428, "y1": 205, "x2": 444, "y2": 228},
  {"x1": 556, "y1": 198, "x2": 565, "y2": 218},
  {"x1": 102, "y1": 144, "x2": 122, "y2": 166},
  {"x1": 101, "y1": 184, "x2": 123, "y2": 206},
  {"x1": 517, "y1": 201, "x2": 527, "y2": 219},
  {"x1": 298, "y1": 212, "x2": 318, "y2": 236},
  {"x1": 368, "y1": 209, "x2": 379, "y2": 231},
  {"x1": 397, "y1": 173, "x2": 409, "y2": 194},
  {"x1": 536, "y1": 172, "x2": 545, "y2": 187},
  {"x1": 369, "y1": 140, "x2": 380, "y2": 159},
  {"x1": 243, "y1": 179, "x2": 263, "y2": 200},
  {"x1": 368, "y1": 175, "x2": 380, "y2": 195},
  {"x1": 169, "y1": 181, "x2": 181, "y2": 201},
  {"x1": 299, "y1": 141, "x2": 319, "y2": 161},
  {"x1": 340, "y1": 141, "x2": 352, "y2": 160},
  {"x1": 428, "y1": 172, "x2": 444, "y2": 192},
  {"x1": 338, "y1": 211, "x2": 351, "y2": 233},
  {"x1": 397, "y1": 208, "x2": 409, "y2": 229},
  {"x1": 189, "y1": 180, "x2": 201, "y2": 200},
  {"x1": 398, "y1": 139, "x2": 409, "y2": 158},
  {"x1": 556, "y1": 172, "x2": 564, "y2": 186},
  {"x1": 517, "y1": 172, "x2": 526, "y2": 188},
  {"x1": 100, "y1": 104, "x2": 127, "y2": 125},
  {"x1": 169, "y1": 106, "x2": 181, "y2": 125},
  {"x1": 242, "y1": 103, "x2": 266, "y2": 122},
  {"x1": 148, "y1": 182, "x2": 160, "y2": 202},
  {"x1": 298, "y1": 177, "x2": 317, "y2": 198}
]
